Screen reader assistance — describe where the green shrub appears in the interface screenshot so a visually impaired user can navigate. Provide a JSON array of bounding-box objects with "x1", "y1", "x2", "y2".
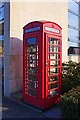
[
  {"x1": 59, "y1": 61, "x2": 80, "y2": 118},
  {"x1": 59, "y1": 86, "x2": 80, "y2": 119},
  {"x1": 62, "y1": 61, "x2": 80, "y2": 94}
]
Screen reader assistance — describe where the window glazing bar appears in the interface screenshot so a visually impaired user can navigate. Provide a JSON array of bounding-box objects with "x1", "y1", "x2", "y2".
[
  {"x1": 68, "y1": 25, "x2": 80, "y2": 31},
  {"x1": 72, "y1": 0, "x2": 80, "y2": 4},
  {"x1": 68, "y1": 9, "x2": 80, "y2": 17},
  {"x1": 68, "y1": 39, "x2": 80, "y2": 43}
]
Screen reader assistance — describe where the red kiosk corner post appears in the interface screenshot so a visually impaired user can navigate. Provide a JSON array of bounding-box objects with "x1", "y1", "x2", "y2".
[{"x1": 23, "y1": 21, "x2": 62, "y2": 109}]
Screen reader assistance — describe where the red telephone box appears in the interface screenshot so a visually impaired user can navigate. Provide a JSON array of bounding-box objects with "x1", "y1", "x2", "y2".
[{"x1": 23, "y1": 21, "x2": 62, "y2": 109}]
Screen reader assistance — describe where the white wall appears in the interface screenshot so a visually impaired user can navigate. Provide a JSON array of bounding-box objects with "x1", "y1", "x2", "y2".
[{"x1": 68, "y1": 55, "x2": 80, "y2": 63}]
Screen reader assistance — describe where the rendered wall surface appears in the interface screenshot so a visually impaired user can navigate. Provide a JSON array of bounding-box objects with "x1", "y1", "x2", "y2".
[
  {"x1": 68, "y1": 56, "x2": 80, "y2": 63},
  {"x1": 9, "y1": 1, "x2": 68, "y2": 93}
]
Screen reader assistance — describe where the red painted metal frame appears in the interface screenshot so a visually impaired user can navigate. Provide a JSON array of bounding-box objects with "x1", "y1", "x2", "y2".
[
  {"x1": 23, "y1": 21, "x2": 62, "y2": 109},
  {"x1": 23, "y1": 33, "x2": 43, "y2": 108},
  {"x1": 44, "y1": 34, "x2": 62, "y2": 108}
]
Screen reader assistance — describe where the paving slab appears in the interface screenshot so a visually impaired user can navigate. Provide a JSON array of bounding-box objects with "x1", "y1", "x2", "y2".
[
  {"x1": 2, "y1": 97, "x2": 43, "y2": 118},
  {"x1": 42, "y1": 106, "x2": 62, "y2": 119},
  {"x1": 2, "y1": 97, "x2": 62, "y2": 119}
]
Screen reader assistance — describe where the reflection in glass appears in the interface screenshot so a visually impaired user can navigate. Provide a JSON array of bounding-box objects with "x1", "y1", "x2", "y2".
[
  {"x1": 0, "y1": 35, "x2": 4, "y2": 41},
  {"x1": 68, "y1": 12, "x2": 79, "y2": 29},
  {"x1": 0, "y1": 6, "x2": 4, "y2": 21},
  {"x1": 28, "y1": 59, "x2": 36, "y2": 67},
  {"x1": 26, "y1": 37, "x2": 38, "y2": 96},
  {"x1": 27, "y1": 89, "x2": 37, "y2": 96},
  {"x1": 49, "y1": 54, "x2": 59, "y2": 60},
  {"x1": 27, "y1": 46, "x2": 36, "y2": 52},
  {"x1": 49, "y1": 46, "x2": 59, "y2": 52},
  {"x1": 48, "y1": 68, "x2": 59, "y2": 75},
  {"x1": 48, "y1": 90, "x2": 59, "y2": 97},
  {"x1": 48, "y1": 83, "x2": 58, "y2": 90},
  {"x1": 68, "y1": 28, "x2": 79, "y2": 47},
  {"x1": 28, "y1": 67, "x2": 37, "y2": 74},
  {"x1": 49, "y1": 38, "x2": 59, "y2": 45},
  {"x1": 68, "y1": 41, "x2": 78, "y2": 48},
  {"x1": 48, "y1": 37, "x2": 60, "y2": 98},
  {"x1": 68, "y1": 28, "x2": 79, "y2": 42},
  {"x1": 27, "y1": 81, "x2": 37, "y2": 89},
  {"x1": 28, "y1": 75, "x2": 37, "y2": 81},
  {"x1": 0, "y1": 2, "x2": 4, "y2": 8},
  {"x1": 28, "y1": 54, "x2": 38, "y2": 60},
  {"x1": 27, "y1": 53, "x2": 38, "y2": 67},
  {"x1": 50, "y1": 60, "x2": 59, "y2": 66},
  {"x1": 68, "y1": 0, "x2": 80, "y2": 48},
  {"x1": 68, "y1": 0, "x2": 79, "y2": 14},
  {"x1": 49, "y1": 76, "x2": 59, "y2": 82}
]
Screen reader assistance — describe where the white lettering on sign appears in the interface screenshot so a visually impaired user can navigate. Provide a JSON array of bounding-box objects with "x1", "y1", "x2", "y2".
[
  {"x1": 25, "y1": 26, "x2": 40, "y2": 33},
  {"x1": 45, "y1": 27, "x2": 60, "y2": 33}
]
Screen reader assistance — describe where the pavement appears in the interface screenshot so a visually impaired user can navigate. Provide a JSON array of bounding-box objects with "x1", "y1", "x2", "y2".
[
  {"x1": 0, "y1": 83, "x2": 2, "y2": 120},
  {"x1": 1, "y1": 97, "x2": 62, "y2": 119}
]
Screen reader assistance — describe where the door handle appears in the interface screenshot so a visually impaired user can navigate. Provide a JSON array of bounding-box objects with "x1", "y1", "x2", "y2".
[{"x1": 46, "y1": 62, "x2": 48, "y2": 66}]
